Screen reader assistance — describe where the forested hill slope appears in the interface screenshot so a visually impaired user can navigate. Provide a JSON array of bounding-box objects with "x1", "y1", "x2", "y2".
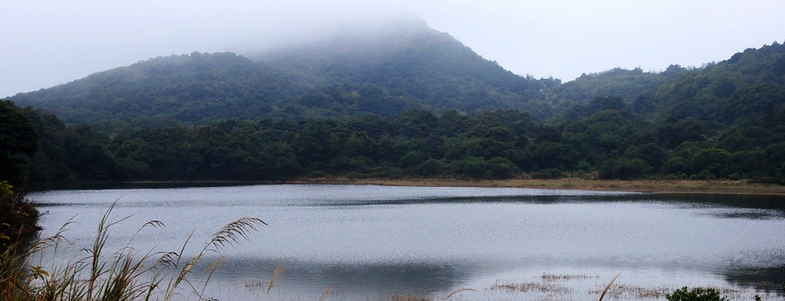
[
  {"x1": 10, "y1": 52, "x2": 313, "y2": 124},
  {"x1": 551, "y1": 41, "x2": 785, "y2": 125},
  {"x1": 10, "y1": 19, "x2": 550, "y2": 126},
  {"x1": 648, "y1": 42, "x2": 785, "y2": 125},
  {"x1": 253, "y1": 19, "x2": 554, "y2": 118}
]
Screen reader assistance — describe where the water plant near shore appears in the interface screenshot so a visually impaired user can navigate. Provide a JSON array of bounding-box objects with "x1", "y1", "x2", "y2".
[
  {"x1": 0, "y1": 183, "x2": 41, "y2": 250},
  {"x1": 0, "y1": 201, "x2": 265, "y2": 301}
]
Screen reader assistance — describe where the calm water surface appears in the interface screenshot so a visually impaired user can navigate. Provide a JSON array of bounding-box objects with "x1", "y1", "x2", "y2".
[{"x1": 29, "y1": 185, "x2": 785, "y2": 300}]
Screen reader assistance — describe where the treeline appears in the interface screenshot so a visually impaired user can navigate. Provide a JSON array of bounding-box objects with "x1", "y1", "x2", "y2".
[{"x1": 7, "y1": 98, "x2": 785, "y2": 187}]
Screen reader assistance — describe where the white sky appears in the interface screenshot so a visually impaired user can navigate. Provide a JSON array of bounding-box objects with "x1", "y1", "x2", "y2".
[{"x1": 2, "y1": 0, "x2": 784, "y2": 98}]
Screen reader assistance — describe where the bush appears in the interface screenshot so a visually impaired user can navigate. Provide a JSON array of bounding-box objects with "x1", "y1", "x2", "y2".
[
  {"x1": 666, "y1": 287, "x2": 728, "y2": 301},
  {"x1": 0, "y1": 184, "x2": 40, "y2": 249},
  {"x1": 532, "y1": 168, "x2": 564, "y2": 179}
]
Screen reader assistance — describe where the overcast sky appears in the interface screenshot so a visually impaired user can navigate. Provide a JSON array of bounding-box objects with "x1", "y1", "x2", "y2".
[{"x1": 2, "y1": 0, "x2": 784, "y2": 98}]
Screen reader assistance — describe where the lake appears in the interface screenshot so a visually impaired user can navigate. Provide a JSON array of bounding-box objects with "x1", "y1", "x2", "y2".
[{"x1": 29, "y1": 184, "x2": 785, "y2": 301}]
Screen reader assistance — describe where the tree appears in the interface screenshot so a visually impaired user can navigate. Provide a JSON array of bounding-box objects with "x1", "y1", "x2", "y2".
[
  {"x1": 0, "y1": 100, "x2": 39, "y2": 189},
  {"x1": 666, "y1": 287, "x2": 728, "y2": 301},
  {"x1": 689, "y1": 148, "x2": 731, "y2": 178}
]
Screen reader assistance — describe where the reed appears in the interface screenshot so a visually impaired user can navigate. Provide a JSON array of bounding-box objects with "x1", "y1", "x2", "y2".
[
  {"x1": 598, "y1": 273, "x2": 620, "y2": 301},
  {"x1": 0, "y1": 201, "x2": 265, "y2": 301}
]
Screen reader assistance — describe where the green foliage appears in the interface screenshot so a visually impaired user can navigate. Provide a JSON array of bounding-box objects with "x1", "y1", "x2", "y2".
[
  {"x1": 599, "y1": 158, "x2": 650, "y2": 180},
  {"x1": 721, "y1": 83, "x2": 785, "y2": 125},
  {"x1": 666, "y1": 287, "x2": 728, "y2": 301},
  {"x1": 532, "y1": 168, "x2": 564, "y2": 179},
  {"x1": 11, "y1": 22, "x2": 550, "y2": 126},
  {"x1": 0, "y1": 100, "x2": 39, "y2": 190},
  {"x1": 0, "y1": 191, "x2": 40, "y2": 250},
  {"x1": 11, "y1": 37, "x2": 785, "y2": 184},
  {"x1": 18, "y1": 96, "x2": 785, "y2": 185}
]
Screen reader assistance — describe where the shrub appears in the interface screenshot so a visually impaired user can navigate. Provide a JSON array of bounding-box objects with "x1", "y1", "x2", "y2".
[
  {"x1": 532, "y1": 168, "x2": 564, "y2": 179},
  {"x1": 666, "y1": 287, "x2": 728, "y2": 301}
]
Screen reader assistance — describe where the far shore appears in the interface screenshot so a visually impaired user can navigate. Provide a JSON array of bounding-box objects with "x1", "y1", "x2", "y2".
[
  {"x1": 32, "y1": 177, "x2": 785, "y2": 196},
  {"x1": 293, "y1": 177, "x2": 785, "y2": 195}
]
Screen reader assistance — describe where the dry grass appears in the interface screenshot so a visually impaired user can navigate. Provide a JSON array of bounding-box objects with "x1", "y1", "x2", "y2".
[
  {"x1": 540, "y1": 273, "x2": 598, "y2": 282},
  {"x1": 0, "y1": 201, "x2": 265, "y2": 301},
  {"x1": 388, "y1": 294, "x2": 434, "y2": 301},
  {"x1": 291, "y1": 177, "x2": 785, "y2": 195},
  {"x1": 489, "y1": 281, "x2": 574, "y2": 294},
  {"x1": 598, "y1": 273, "x2": 620, "y2": 301},
  {"x1": 589, "y1": 283, "x2": 748, "y2": 300},
  {"x1": 589, "y1": 284, "x2": 674, "y2": 299}
]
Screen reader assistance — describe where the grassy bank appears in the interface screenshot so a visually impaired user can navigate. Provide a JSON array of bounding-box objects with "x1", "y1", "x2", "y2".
[
  {"x1": 34, "y1": 177, "x2": 785, "y2": 196},
  {"x1": 290, "y1": 177, "x2": 785, "y2": 195}
]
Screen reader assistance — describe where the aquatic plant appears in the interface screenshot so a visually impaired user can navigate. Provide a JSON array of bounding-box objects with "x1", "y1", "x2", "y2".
[
  {"x1": 666, "y1": 286, "x2": 729, "y2": 301},
  {"x1": 0, "y1": 201, "x2": 265, "y2": 301},
  {"x1": 0, "y1": 184, "x2": 41, "y2": 250}
]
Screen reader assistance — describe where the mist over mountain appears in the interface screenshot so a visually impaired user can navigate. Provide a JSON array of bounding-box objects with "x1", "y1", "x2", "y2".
[
  {"x1": 8, "y1": 17, "x2": 785, "y2": 132},
  {"x1": 11, "y1": 18, "x2": 558, "y2": 127}
]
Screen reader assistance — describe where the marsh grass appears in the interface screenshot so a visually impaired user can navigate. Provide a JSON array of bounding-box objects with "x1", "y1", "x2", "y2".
[
  {"x1": 487, "y1": 273, "x2": 775, "y2": 301},
  {"x1": 489, "y1": 280, "x2": 574, "y2": 294},
  {"x1": 0, "y1": 201, "x2": 266, "y2": 301},
  {"x1": 589, "y1": 283, "x2": 673, "y2": 299},
  {"x1": 540, "y1": 273, "x2": 598, "y2": 282}
]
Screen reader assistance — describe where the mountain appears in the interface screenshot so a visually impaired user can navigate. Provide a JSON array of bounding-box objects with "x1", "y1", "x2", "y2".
[
  {"x1": 10, "y1": 18, "x2": 553, "y2": 127},
  {"x1": 550, "y1": 41, "x2": 785, "y2": 125},
  {"x1": 648, "y1": 42, "x2": 785, "y2": 125},
  {"x1": 9, "y1": 36, "x2": 785, "y2": 185},
  {"x1": 10, "y1": 52, "x2": 313, "y2": 125},
  {"x1": 9, "y1": 18, "x2": 785, "y2": 140},
  {"x1": 254, "y1": 18, "x2": 554, "y2": 116}
]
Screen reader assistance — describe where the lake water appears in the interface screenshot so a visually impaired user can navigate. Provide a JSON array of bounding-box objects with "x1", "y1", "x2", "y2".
[{"x1": 29, "y1": 185, "x2": 785, "y2": 301}]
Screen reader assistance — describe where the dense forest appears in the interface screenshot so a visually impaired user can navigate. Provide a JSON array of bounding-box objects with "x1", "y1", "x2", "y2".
[{"x1": 2, "y1": 19, "x2": 785, "y2": 188}]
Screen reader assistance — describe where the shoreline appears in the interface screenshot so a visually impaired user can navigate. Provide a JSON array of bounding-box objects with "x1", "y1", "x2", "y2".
[
  {"x1": 31, "y1": 178, "x2": 785, "y2": 195},
  {"x1": 293, "y1": 178, "x2": 785, "y2": 195}
]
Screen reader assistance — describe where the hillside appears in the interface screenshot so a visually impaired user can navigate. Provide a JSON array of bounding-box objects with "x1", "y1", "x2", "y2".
[
  {"x1": 10, "y1": 52, "x2": 313, "y2": 125},
  {"x1": 5, "y1": 39, "x2": 785, "y2": 186},
  {"x1": 254, "y1": 19, "x2": 553, "y2": 118},
  {"x1": 551, "y1": 42, "x2": 785, "y2": 125},
  {"x1": 10, "y1": 19, "x2": 553, "y2": 127}
]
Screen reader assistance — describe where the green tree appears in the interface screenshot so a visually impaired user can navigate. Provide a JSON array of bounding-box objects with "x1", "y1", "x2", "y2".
[
  {"x1": 666, "y1": 287, "x2": 728, "y2": 301},
  {"x1": 689, "y1": 148, "x2": 731, "y2": 177},
  {"x1": 0, "y1": 100, "x2": 39, "y2": 189}
]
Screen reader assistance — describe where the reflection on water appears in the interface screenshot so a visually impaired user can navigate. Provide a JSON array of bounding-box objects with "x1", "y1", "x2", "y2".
[
  {"x1": 202, "y1": 257, "x2": 475, "y2": 299},
  {"x1": 724, "y1": 266, "x2": 785, "y2": 293},
  {"x1": 29, "y1": 185, "x2": 785, "y2": 300}
]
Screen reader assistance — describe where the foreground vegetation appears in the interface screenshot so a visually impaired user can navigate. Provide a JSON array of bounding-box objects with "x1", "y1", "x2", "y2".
[
  {"x1": 1, "y1": 201, "x2": 265, "y2": 301},
  {"x1": 0, "y1": 182, "x2": 40, "y2": 249}
]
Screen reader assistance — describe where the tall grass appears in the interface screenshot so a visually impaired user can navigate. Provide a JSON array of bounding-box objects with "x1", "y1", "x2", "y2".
[{"x1": 0, "y1": 201, "x2": 265, "y2": 301}]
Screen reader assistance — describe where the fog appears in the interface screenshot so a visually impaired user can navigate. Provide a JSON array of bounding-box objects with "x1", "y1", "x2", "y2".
[{"x1": 2, "y1": 0, "x2": 784, "y2": 98}]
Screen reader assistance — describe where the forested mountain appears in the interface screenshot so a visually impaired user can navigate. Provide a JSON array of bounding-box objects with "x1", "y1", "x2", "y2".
[
  {"x1": 11, "y1": 52, "x2": 313, "y2": 127},
  {"x1": 4, "y1": 19, "x2": 785, "y2": 186},
  {"x1": 649, "y1": 43, "x2": 785, "y2": 124},
  {"x1": 255, "y1": 19, "x2": 554, "y2": 118},
  {"x1": 11, "y1": 19, "x2": 553, "y2": 129},
  {"x1": 551, "y1": 42, "x2": 785, "y2": 125}
]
